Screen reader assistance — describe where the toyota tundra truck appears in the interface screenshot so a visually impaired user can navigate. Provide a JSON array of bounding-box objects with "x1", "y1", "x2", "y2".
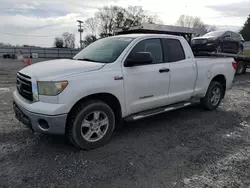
[{"x1": 13, "y1": 34, "x2": 236, "y2": 150}]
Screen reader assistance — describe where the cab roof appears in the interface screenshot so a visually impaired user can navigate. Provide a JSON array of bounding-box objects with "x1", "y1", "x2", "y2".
[{"x1": 113, "y1": 33, "x2": 184, "y2": 40}]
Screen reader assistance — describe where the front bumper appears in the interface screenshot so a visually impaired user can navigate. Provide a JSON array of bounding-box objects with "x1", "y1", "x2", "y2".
[
  {"x1": 13, "y1": 90, "x2": 68, "y2": 135},
  {"x1": 191, "y1": 43, "x2": 216, "y2": 52}
]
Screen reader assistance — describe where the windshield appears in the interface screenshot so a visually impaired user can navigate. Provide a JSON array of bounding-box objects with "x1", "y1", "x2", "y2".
[
  {"x1": 203, "y1": 31, "x2": 225, "y2": 37},
  {"x1": 73, "y1": 37, "x2": 135, "y2": 63}
]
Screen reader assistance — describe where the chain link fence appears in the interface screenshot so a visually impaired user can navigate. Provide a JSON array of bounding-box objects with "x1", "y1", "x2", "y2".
[{"x1": 0, "y1": 47, "x2": 81, "y2": 59}]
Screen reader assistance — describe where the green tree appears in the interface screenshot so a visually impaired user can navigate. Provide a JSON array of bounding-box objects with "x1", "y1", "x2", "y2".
[
  {"x1": 53, "y1": 37, "x2": 64, "y2": 48},
  {"x1": 240, "y1": 15, "x2": 250, "y2": 41}
]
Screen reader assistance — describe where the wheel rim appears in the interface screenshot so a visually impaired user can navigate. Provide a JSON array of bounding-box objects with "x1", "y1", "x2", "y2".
[
  {"x1": 237, "y1": 61, "x2": 244, "y2": 73},
  {"x1": 211, "y1": 87, "x2": 221, "y2": 106},
  {"x1": 216, "y1": 45, "x2": 221, "y2": 53},
  {"x1": 80, "y1": 111, "x2": 109, "y2": 142},
  {"x1": 237, "y1": 48, "x2": 243, "y2": 55}
]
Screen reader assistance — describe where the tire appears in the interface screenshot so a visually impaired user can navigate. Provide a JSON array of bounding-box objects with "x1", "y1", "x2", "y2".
[
  {"x1": 67, "y1": 100, "x2": 115, "y2": 150},
  {"x1": 200, "y1": 81, "x2": 223, "y2": 110},
  {"x1": 242, "y1": 65, "x2": 247, "y2": 74},
  {"x1": 215, "y1": 44, "x2": 222, "y2": 53},
  {"x1": 237, "y1": 46, "x2": 243, "y2": 55},
  {"x1": 236, "y1": 61, "x2": 245, "y2": 75}
]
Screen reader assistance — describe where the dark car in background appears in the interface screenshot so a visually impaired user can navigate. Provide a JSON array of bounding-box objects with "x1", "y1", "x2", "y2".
[{"x1": 191, "y1": 30, "x2": 245, "y2": 55}]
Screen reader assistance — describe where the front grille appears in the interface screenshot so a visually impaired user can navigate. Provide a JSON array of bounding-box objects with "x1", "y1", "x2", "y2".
[
  {"x1": 192, "y1": 39, "x2": 207, "y2": 44},
  {"x1": 16, "y1": 72, "x2": 33, "y2": 101}
]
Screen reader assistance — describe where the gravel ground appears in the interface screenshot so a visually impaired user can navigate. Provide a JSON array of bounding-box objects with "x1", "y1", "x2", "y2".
[{"x1": 1, "y1": 58, "x2": 250, "y2": 188}]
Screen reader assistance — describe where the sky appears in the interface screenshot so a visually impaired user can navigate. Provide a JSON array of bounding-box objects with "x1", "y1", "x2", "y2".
[{"x1": 0, "y1": 0, "x2": 249, "y2": 47}]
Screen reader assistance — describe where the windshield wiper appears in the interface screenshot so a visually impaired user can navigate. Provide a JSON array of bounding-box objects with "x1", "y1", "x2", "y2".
[{"x1": 74, "y1": 58, "x2": 101, "y2": 63}]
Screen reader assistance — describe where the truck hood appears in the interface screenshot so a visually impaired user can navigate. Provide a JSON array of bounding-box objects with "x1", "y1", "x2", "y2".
[{"x1": 19, "y1": 59, "x2": 105, "y2": 81}]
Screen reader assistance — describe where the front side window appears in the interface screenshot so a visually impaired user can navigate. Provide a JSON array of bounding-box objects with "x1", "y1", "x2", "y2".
[
  {"x1": 73, "y1": 37, "x2": 135, "y2": 63},
  {"x1": 223, "y1": 31, "x2": 232, "y2": 38},
  {"x1": 127, "y1": 38, "x2": 163, "y2": 64},
  {"x1": 231, "y1": 32, "x2": 237, "y2": 39}
]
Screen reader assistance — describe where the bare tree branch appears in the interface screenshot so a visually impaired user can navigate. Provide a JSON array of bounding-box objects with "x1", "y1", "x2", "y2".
[
  {"x1": 84, "y1": 17, "x2": 99, "y2": 37},
  {"x1": 62, "y1": 32, "x2": 75, "y2": 48},
  {"x1": 83, "y1": 35, "x2": 97, "y2": 47},
  {"x1": 176, "y1": 15, "x2": 215, "y2": 35},
  {"x1": 95, "y1": 6, "x2": 162, "y2": 37}
]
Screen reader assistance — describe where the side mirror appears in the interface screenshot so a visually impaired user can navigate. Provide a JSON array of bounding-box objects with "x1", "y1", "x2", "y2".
[
  {"x1": 224, "y1": 35, "x2": 230, "y2": 38},
  {"x1": 124, "y1": 52, "x2": 153, "y2": 67}
]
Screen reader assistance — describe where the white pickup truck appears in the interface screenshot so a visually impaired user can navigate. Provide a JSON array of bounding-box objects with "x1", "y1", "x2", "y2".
[{"x1": 13, "y1": 34, "x2": 236, "y2": 149}]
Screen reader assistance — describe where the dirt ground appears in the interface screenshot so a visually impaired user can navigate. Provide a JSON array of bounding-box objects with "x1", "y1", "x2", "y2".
[{"x1": 1, "y1": 58, "x2": 250, "y2": 188}]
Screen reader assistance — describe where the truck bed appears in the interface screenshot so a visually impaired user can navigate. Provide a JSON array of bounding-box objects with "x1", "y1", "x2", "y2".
[
  {"x1": 194, "y1": 51, "x2": 250, "y2": 62},
  {"x1": 194, "y1": 51, "x2": 250, "y2": 74}
]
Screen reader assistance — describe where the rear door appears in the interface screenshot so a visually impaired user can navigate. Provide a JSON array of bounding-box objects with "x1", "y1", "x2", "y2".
[
  {"x1": 122, "y1": 38, "x2": 170, "y2": 114},
  {"x1": 222, "y1": 31, "x2": 234, "y2": 53},
  {"x1": 231, "y1": 32, "x2": 241, "y2": 53},
  {"x1": 161, "y1": 38, "x2": 197, "y2": 104}
]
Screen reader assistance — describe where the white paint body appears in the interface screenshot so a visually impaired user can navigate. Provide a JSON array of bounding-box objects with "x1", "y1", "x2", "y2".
[{"x1": 14, "y1": 34, "x2": 235, "y2": 119}]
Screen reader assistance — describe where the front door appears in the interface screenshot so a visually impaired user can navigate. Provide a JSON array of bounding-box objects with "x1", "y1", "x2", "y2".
[{"x1": 122, "y1": 38, "x2": 170, "y2": 115}]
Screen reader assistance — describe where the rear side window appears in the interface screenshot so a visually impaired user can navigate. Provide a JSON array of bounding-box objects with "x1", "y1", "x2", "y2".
[{"x1": 162, "y1": 38, "x2": 185, "y2": 62}]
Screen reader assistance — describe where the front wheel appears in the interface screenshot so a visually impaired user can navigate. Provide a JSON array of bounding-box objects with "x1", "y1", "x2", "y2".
[
  {"x1": 67, "y1": 100, "x2": 115, "y2": 150},
  {"x1": 200, "y1": 81, "x2": 223, "y2": 110}
]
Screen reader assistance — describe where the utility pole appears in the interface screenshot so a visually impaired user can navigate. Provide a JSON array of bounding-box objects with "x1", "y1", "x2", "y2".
[{"x1": 77, "y1": 20, "x2": 83, "y2": 49}]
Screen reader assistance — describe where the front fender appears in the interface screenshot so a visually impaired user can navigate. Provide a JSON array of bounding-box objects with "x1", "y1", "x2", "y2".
[{"x1": 58, "y1": 70, "x2": 126, "y2": 116}]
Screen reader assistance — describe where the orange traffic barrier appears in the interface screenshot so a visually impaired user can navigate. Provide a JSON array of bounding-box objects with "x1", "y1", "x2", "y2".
[{"x1": 27, "y1": 56, "x2": 31, "y2": 66}]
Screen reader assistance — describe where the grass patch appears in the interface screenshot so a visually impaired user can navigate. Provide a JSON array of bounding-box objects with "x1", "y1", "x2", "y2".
[{"x1": 243, "y1": 50, "x2": 250, "y2": 57}]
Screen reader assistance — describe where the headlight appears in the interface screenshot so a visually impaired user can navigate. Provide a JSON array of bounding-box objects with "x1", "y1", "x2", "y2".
[
  {"x1": 37, "y1": 81, "x2": 68, "y2": 96},
  {"x1": 207, "y1": 38, "x2": 214, "y2": 43}
]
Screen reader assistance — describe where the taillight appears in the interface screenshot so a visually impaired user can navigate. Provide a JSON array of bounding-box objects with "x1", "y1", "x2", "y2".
[{"x1": 232, "y1": 61, "x2": 237, "y2": 69}]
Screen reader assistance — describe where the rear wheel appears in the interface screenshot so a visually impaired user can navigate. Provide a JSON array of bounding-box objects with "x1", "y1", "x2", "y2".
[
  {"x1": 200, "y1": 81, "x2": 223, "y2": 110},
  {"x1": 67, "y1": 100, "x2": 115, "y2": 150},
  {"x1": 236, "y1": 61, "x2": 246, "y2": 75},
  {"x1": 237, "y1": 46, "x2": 243, "y2": 55}
]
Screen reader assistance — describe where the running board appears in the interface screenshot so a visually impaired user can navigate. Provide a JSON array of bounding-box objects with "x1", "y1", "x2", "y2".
[{"x1": 124, "y1": 100, "x2": 197, "y2": 121}]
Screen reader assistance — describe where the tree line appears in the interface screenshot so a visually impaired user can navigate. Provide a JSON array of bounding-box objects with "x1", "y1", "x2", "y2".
[
  {"x1": 240, "y1": 15, "x2": 250, "y2": 41},
  {"x1": 51, "y1": 6, "x2": 249, "y2": 48}
]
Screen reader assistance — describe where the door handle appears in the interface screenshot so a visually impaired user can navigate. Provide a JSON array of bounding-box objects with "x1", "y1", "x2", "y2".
[{"x1": 159, "y1": 68, "x2": 170, "y2": 73}]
